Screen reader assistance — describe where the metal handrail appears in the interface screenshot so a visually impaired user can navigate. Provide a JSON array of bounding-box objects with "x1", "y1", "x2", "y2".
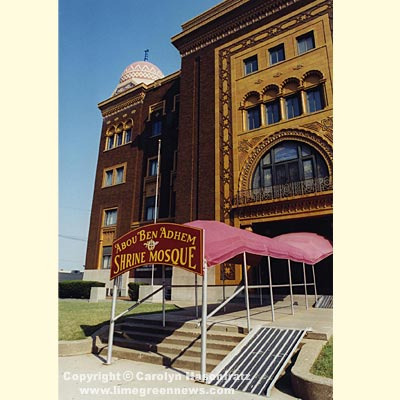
[
  {"x1": 112, "y1": 279, "x2": 316, "y2": 325},
  {"x1": 112, "y1": 284, "x2": 166, "y2": 323},
  {"x1": 196, "y1": 286, "x2": 245, "y2": 327}
]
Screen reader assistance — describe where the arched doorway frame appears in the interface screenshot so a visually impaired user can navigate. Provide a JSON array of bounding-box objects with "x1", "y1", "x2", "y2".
[{"x1": 238, "y1": 128, "x2": 333, "y2": 192}]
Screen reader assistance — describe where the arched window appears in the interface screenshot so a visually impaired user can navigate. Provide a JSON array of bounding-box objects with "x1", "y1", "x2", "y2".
[
  {"x1": 263, "y1": 85, "x2": 281, "y2": 125},
  {"x1": 243, "y1": 92, "x2": 261, "y2": 130},
  {"x1": 282, "y1": 78, "x2": 302, "y2": 119},
  {"x1": 252, "y1": 141, "x2": 328, "y2": 190},
  {"x1": 303, "y1": 71, "x2": 326, "y2": 113}
]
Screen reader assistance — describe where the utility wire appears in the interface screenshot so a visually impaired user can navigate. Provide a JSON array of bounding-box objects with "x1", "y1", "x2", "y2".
[{"x1": 59, "y1": 234, "x2": 87, "y2": 242}]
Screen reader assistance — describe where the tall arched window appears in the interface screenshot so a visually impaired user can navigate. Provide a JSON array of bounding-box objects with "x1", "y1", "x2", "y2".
[
  {"x1": 303, "y1": 70, "x2": 326, "y2": 113},
  {"x1": 243, "y1": 92, "x2": 261, "y2": 131},
  {"x1": 252, "y1": 141, "x2": 328, "y2": 190}
]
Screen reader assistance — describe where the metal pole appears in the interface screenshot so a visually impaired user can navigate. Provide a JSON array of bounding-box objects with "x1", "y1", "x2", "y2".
[
  {"x1": 303, "y1": 262, "x2": 309, "y2": 310},
  {"x1": 288, "y1": 260, "x2": 294, "y2": 315},
  {"x1": 242, "y1": 253, "x2": 251, "y2": 331},
  {"x1": 195, "y1": 274, "x2": 199, "y2": 319},
  {"x1": 106, "y1": 278, "x2": 119, "y2": 364},
  {"x1": 151, "y1": 264, "x2": 155, "y2": 288},
  {"x1": 267, "y1": 256, "x2": 275, "y2": 321},
  {"x1": 312, "y1": 264, "x2": 318, "y2": 302},
  {"x1": 200, "y1": 259, "x2": 208, "y2": 382},
  {"x1": 151, "y1": 138, "x2": 162, "y2": 287},
  {"x1": 162, "y1": 266, "x2": 166, "y2": 327},
  {"x1": 258, "y1": 261, "x2": 263, "y2": 305},
  {"x1": 222, "y1": 265, "x2": 226, "y2": 313}
]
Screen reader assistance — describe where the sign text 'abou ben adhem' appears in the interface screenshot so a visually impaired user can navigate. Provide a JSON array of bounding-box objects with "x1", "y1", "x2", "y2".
[{"x1": 110, "y1": 223, "x2": 204, "y2": 280}]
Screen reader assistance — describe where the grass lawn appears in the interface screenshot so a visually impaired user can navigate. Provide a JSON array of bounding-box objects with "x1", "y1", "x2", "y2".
[
  {"x1": 310, "y1": 337, "x2": 333, "y2": 379},
  {"x1": 59, "y1": 299, "x2": 179, "y2": 341}
]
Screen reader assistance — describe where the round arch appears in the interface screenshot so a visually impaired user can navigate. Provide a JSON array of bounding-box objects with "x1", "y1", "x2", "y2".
[{"x1": 238, "y1": 129, "x2": 333, "y2": 192}]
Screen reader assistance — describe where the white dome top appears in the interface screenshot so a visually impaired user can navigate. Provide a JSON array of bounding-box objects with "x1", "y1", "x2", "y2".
[{"x1": 113, "y1": 60, "x2": 164, "y2": 96}]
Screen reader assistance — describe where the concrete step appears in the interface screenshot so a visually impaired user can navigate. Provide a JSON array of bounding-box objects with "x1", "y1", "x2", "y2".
[
  {"x1": 97, "y1": 318, "x2": 246, "y2": 372},
  {"x1": 105, "y1": 335, "x2": 229, "y2": 361},
  {"x1": 103, "y1": 327, "x2": 239, "y2": 352},
  {"x1": 112, "y1": 328, "x2": 242, "y2": 351},
  {"x1": 116, "y1": 321, "x2": 245, "y2": 343},
  {"x1": 124, "y1": 316, "x2": 248, "y2": 334},
  {"x1": 99, "y1": 344, "x2": 219, "y2": 373}
]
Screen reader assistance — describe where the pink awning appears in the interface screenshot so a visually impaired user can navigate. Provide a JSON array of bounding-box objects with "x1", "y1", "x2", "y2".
[
  {"x1": 272, "y1": 232, "x2": 333, "y2": 264},
  {"x1": 184, "y1": 220, "x2": 332, "y2": 267}
]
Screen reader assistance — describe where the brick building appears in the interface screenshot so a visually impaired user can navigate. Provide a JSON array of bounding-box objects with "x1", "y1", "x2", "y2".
[{"x1": 84, "y1": 0, "x2": 333, "y2": 300}]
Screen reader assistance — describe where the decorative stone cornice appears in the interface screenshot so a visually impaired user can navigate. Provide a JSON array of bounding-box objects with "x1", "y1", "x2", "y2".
[
  {"x1": 99, "y1": 93, "x2": 146, "y2": 118},
  {"x1": 235, "y1": 192, "x2": 333, "y2": 220},
  {"x1": 99, "y1": 70, "x2": 181, "y2": 118},
  {"x1": 172, "y1": 0, "x2": 329, "y2": 57}
]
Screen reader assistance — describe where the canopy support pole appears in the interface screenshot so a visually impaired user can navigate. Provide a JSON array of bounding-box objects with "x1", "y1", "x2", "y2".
[
  {"x1": 105, "y1": 277, "x2": 119, "y2": 365},
  {"x1": 303, "y1": 262, "x2": 309, "y2": 310},
  {"x1": 288, "y1": 260, "x2": 294, "y2": 315},
  {"x1": 222, "y1": 266, "x2": 226, "y2": 313},
  {"x1": 258, "y1": 262, "x2": 263, "y2": 306},
  {"x1": 312, "y1": 264, "x2": 318, "y2": 303},
  {"x1": 243, "y1": 252, "x2": 251, "y2": 332},
  {"x1": 267, "y1": 256, "x2": 275, "y2": 321},
  {"x1": 200, "y1": 259, "x2": 208, "y2": 382}
]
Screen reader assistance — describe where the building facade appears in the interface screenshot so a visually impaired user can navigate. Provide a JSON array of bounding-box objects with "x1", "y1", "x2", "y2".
[{"x1": 84, "y1": 0, "x2": 333, "y2": 300}]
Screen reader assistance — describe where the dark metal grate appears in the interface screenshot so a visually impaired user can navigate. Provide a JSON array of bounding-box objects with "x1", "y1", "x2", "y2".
[
  {"x1": 314, "y1": 295, "x2": 333, "y2": 309},
  {"x1": 208, "y1": 327, "x2": 307, "y2": 397}
]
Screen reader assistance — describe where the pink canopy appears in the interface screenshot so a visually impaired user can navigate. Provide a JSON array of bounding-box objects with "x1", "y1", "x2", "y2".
[
  {"x1": 273, "y1": 232, "x2": 333, "y2": 264},
  {"x1": 184, "y1": 220, "x2": 332, "y2": 267}
]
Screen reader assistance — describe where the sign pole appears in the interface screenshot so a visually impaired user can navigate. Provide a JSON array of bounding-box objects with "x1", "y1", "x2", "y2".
[
  {"x1": 195, "y1": 274, "x2": 199, "y2": 319},
  {"x1": 162, "y1": 264, "x2": 166, "y2": 327},
  {"x1": 106, "y1": 277, "x2": 119, "y2": 364},
  {"x1": 200, "y1": 259, "x2": 208, "y2": 382}
]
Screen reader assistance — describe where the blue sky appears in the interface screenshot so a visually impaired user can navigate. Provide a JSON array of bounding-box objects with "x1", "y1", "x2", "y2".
[{"x1": 59, "y1": 0, "x2": 221, "y2": 270}]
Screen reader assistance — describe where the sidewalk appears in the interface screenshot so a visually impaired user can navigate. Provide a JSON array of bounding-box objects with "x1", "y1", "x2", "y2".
[{"x1": 59, "y1": 353, "x2": 300, "y2": 399}]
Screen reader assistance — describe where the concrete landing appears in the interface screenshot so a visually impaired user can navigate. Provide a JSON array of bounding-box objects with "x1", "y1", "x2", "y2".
[{"x1": 137, "y1": 295, "x2": 332, "y2": 341}]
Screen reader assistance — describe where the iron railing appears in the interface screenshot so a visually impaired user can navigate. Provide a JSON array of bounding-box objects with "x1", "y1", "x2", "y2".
[{"x1": 234, "y1": 176, "x2": 333, "y2": 206}]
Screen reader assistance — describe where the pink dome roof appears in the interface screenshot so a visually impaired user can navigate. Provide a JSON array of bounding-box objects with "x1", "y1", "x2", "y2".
[{"x1": 119, "y1": 61, "x2": 164, "y2": 84}]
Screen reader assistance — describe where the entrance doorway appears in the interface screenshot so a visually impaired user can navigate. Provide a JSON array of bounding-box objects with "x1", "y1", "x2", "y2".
[{"x1": 249, "y1": 215, "x2": 332, "y2": 295}]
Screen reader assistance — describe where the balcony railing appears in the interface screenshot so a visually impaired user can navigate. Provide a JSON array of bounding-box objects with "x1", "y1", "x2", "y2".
[{"x1": 234, "y1": 176, "x2": 333, "y2": 206}]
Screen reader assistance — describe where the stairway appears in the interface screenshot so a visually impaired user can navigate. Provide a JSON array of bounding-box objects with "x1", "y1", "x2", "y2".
[{"x1": 96, "y1": 317, "x2": 247, "y2": 373}]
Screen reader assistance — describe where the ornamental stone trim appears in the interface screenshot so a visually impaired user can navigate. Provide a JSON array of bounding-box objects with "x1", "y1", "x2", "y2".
[
  {"x1": 177, "y1": 0, "x2": 306, "y2": 57},
  {"x1": 101, "y1": 93, "x2": 146, "y2": 118},
  {"x1": 236, "y1": 193, "x2": 332, "y2": 220}
]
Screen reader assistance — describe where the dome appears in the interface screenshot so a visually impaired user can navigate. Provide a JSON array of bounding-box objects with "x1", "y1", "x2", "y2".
[
  {"x1": 113, "y1": 60, "x2": 164, "y2": 96},
  {"x1": 120, "y1": 61, "x2": 164, "y2": 84}
]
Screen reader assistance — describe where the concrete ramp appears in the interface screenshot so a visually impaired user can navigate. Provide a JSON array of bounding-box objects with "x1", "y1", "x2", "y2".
[{"x1": 208, "y1": 326, "x2": 308, "y2": 397}]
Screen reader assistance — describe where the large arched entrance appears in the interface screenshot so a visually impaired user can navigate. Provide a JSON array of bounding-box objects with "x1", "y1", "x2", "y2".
[{"x1": 236, "y1": 132, "x2": 333, "y2": 295}]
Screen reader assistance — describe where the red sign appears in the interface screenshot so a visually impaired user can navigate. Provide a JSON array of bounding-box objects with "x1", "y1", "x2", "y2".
[{"x1": 110, "y1": 223, "x2": 204, "y2": 280}]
